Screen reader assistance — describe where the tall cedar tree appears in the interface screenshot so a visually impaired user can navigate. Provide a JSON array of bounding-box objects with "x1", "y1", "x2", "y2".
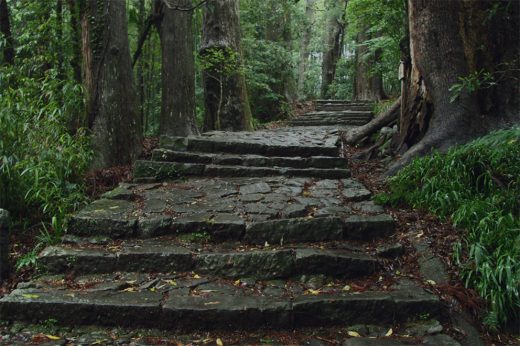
[
  {"x1": 157, "y1": 0, "x2": 199, "y2": 136},
  {"x1": 82, "y1": 0, "x2": 142, "y2": 169},
  {"x1": 353, "y1": 28, "x2": 386, "y2": 101},
  {"x1": 201, "y1": 0, "x2": 253, "y2": 132}
]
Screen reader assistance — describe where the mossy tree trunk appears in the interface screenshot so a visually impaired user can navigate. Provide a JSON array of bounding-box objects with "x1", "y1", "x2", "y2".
[
  {"x1": 389, "y1": 0, "x2": 520, "y2": 174},
  {"x1": 82, "y1": 0, "x2": 142, "y2": 169},
  {"x1": 201, "y1": 0, "x2": 253, "y2": 132},
  {"x1": 157, "y1": 0, "x2": 199, "y2": 137},
  {"x1": 352, "y1": 28, "x2": 386, "y2": 101}
]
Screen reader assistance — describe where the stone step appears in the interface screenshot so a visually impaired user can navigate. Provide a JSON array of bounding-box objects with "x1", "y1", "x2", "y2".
[
  {"x1": 301, "y1": 112, "x2": 372, "y2": 118},
  {"x1": 315, "y1": 106, "x2": 372, "y2": 112},
  {"x1": 39, "y1": 240, "x2": 379, "y2": 279},
  {"x1": 151, "y1": 149, "x2": 347, "y2": 169},
  {"x1": 133, "y1": 160, "x2": 351, "y2": 181},
  {"x1": 184, "y1": 138, "x2": 339, "y2": 157},
  {"x1": 0, "y1": 275, "x2": 442, "y2": 330},
  {"x1": 294, "y1": 117, "x2": 371, "y2": 122},
  {"x1": 315, "y1": 99, "x2": 372, "y2": 105},
  {"x1": 289, "y1": 120, "x2": 370, "y2": 126},
  {"x1": 342, "y1": 335, "x2": 461, "y2": 346}
]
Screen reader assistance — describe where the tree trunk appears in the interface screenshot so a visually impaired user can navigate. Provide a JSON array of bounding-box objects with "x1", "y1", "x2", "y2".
[
  {"x1": 67, "y1": 0, "x2": 82, "y2": 83},
  {"x1": 343, "y1": 97, "x2": 401, "y2": 145},
  {"x1": 201, "y1": 0, "x2": 253, "y2": 132},
  {"x1": 320, "y1": 0, "x2": 347, "y2": 99},
  {"x1": 389, "y1": 0, "x2": 520, "y2": 174},
  {"x1": 353, "y1": 29, "x2": 386, "y2": 101},
  {"x1": 157, "y1": 0, "x2": 199, "y2": 137},
  {"x1": 297, "y1": 0, "x2": 316, "y2": 100},
  {"x1": 82, "y1": 0, "x2": 142, "y2": 169},
  {"x1": 0, "y1": 0, "x2": 14, "y2": 65}
]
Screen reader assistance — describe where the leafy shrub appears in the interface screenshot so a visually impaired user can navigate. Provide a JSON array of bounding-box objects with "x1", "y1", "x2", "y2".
[{"x1": 379, "y1": 128, "x2": 520, "y2": 328}]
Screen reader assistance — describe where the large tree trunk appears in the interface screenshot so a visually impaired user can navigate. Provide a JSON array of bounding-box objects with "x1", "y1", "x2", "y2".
[
  {"x1": 320, "y1": 0, "x2": 347, "y2": 99},
  {"x1": 389, "y1": 0, "x2": 520, "y2": 174},
  {"x1": 297, "y1": 0, "x2": 316, "y2": 100},
  {"x1": 157, "y1": 0, "x2": 199, "y2": 137},
  {"x1": 201, "y1": 0, "x2": 253, "y2": 132},
  {"x1": 82, "y1": 0, "x2": 142, "y2": 169},
  {"x1": 0, "y1": 0, "x2": 14, "y2": 65},
  {"x1": 353, "y1": 29, "x2": 386, "y2": 101}
]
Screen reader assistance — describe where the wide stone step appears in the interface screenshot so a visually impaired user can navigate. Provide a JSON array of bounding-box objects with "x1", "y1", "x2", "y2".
[
  {"x1": 133, "y1": 160, "x2": 351, "y2": 181},
  {"x1": 315, "y1": 99, "x2": 372, "y2": 105},
  {"x1": 0, "y1": 275, "x2": 442, "y2": 330},
  {"x1": 315, "y1": 106, "x2": 372, "y2": 112},
  {"x1": 290, "y1": 120, "x2": 370, "y2": 126},
  {"x1": 294, "y1": 117, "x2": 371, "y2": 122},
  {"x1": 39, "y1": 241, "x2": 379, "y2": 279},
  {"x1": 151, "y1": 149, "x2": 347, "y2": 169},
  {"x1": 301, "y1": 112, "x2": 372, "y2": 118},
  {"x1": 162, "y1": 137, "x2": 339, "y2": 157}
]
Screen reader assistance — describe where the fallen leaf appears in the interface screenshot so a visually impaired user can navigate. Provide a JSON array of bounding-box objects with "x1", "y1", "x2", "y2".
[
  {"x1": 22, "y1": 294, "x2": 40, "y2": 299},
  {"x1": 45, "y1": 335, "x2": 60, "y2": 340},
  {"x1": 164, "y1": 279, "x2": 177, "y2": 286},
  {"x1": 204, "y1": 301, "x2": 220, "y2": 305},
  {"x1": 216, "y1": 338, "x2": 224, "y2": 346},
  {"x1": 306, "y1": 289, "x2": 321, "y2": 295},
  {"x1": 234, "y1": 279, "x2": 241, "y2": 286},
  {"x1": 193, "y1": 274, "x2": 201, "y2": 279},
  {"x1": 149, "y1": 287, "x2": 157, "y2": 292},
  {"x1": 347, "y1": 331, "x2": 361, "y2": 337},
  {"x1": 342, "y1": 285, "x2": 351, "y2": 292},
  {"x1": 122, "y1": 287, "x2": 137, "y2": 292},
  {"x1": 426, "y1": 279, "x2": 437, "y2": 285},
  {"x1": 385, "y1": 328, "x2": 393, "y2": 336}
]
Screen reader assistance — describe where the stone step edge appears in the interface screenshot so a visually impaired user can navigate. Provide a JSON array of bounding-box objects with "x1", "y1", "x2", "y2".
[
  {"x1": 151, "y1": 149, "x2": 347, "y2": 169},
  {"x1": 39, "y1": 246, "x2": 379, "y2": 278},
  {"x1": 133, "y1": 161, "x2": 351, "y2": 181},
  {"x1": 0, "y1": 282, "x2": 442, "y2": 330},
  {"x1": 69, "y1": 214, "x2": 396, "y2": 243},
  {"x1": 159, "y1": 136, "x2": 340, "y2": 157}
]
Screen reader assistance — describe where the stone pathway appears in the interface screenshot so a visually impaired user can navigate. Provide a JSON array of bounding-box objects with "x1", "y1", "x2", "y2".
[
  {"x1": 0, "y1": 101, "x2": 464, "y2": 345},
  {"x1": 289, "y1": 101, "x2": 373, "y2": 127}
]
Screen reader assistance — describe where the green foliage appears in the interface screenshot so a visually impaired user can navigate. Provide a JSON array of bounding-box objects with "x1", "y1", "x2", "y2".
[
  {"x1": 327, "y1": 56, "x2": 355, "y2": 100},
  {"x1": 0, "y1": 1, "x2": 91, "y2": 249},
  {"x1": 380, "y1": 128, "x2": 520, "y2": 328}
]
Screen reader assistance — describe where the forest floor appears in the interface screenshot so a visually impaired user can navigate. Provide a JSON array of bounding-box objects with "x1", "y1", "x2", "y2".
[{"x1": 0, "y1": 125, "x2": 519, "y2": 345}]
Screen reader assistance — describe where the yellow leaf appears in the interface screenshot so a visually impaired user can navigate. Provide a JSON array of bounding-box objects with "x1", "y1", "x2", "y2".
[
  {"x1": 22, "y1": 294, "x2": 40, "y2": 299},
  {"x1": 216, "y1": 338, "x2": 224, "y2": 346},
  {"x1": 347, "y1": 331, "x2": 361, "y2": 337},
  {"x1": 165, "y1": 279, "x2": 177, "y2": 286},
  {"x1": 234, "y1": 279, "x2": 241, "y2": 286},
  {"x1": 204, "y1": 301, "x2": 220, "y2": 305},
  {"x1": 149, "y1": 287, "x2": 157, "y2": 292},
  {"x1": 306, "y1": 289, "x2": 320, "y2": 295},
  {"x1": 122, "y1": 287, "x2": 137, "y2": 292},
  {"x1": 302, "y1": 191, "x2": 311, "y2": 197},
  {"x1": 426, "y1": 279, "x2": 436, "y2": 285},
  {"x1": 342, "y1": 285, "x2": 351, "y2": 292},
  {"x1": 385, "y1": 328, "x2": 393, "y2": 336},
  {"x1": 45, "y1": 335, "x2": 60, "y2": 340},
  {"x1": 193, "y1": 274, "x2": 201, "y2": 279}
]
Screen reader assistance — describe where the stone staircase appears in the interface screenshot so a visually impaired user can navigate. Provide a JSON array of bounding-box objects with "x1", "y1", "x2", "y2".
[
  {"x1": 0, "y1": 114, "x2": 463, "y2": 344},
  {"x1": 290, "y1": 100, "x2": 373, "y2": 127}
]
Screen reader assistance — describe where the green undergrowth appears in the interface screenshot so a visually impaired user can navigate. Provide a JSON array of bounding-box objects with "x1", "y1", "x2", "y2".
[{"x1": 377, "y1": 127, "x2": 520, "y2": 329}]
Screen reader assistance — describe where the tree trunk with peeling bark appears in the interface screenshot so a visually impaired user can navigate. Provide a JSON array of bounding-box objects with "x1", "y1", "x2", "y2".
[
  {"x1": 389, "y1": 0, "x2": 520, "y2": 174},
  {"x1": 320, "y1": 0, "x2": 347, "y2": 99},
  {"x1": 157, "y1": 0, "x2": 199, "y2": 137},
  {"x1": 82, "y1": 0, "x2": 142, "y2": 169},
  {"x1": 201, "y1": 0, "x2": 253, "y2": 132}
]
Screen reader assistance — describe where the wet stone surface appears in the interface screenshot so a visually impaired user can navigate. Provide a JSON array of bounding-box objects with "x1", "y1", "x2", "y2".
[{"x1": 68, "y1": 177, "x2": 391, "y2": 239}]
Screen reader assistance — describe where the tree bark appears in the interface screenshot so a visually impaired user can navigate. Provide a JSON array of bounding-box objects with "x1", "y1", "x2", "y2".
[
  {"x1": 201, "y1": 0, "x2": 253, "y2": 132},
  {"x1": 320, "y1": 0, "x2": 347, "y2": 99},
  {"x1": 82, "y1": 0, "x2": 142, "y2": 169},
  {"x1": 67, "y1": 0, "x2": 82, "y2": 83},
  {"x1": 297, "y1": 0, "x2": 316, "y2": 100},
  {"x1": 353, "y1": 29, "x2": 386, "y2": 101},
  {"x1": 0, "y1": 0, "x2": 14, "y2": 65},
  {"x1": 157, "y1": 0, "x2": 199, "y2": 137},
  {"x1": 388, "y1": 0, "x2": 520, "y2": 174},
  {"x1": 343, "y1": 97, "x2": 400, "y2": 145}
]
